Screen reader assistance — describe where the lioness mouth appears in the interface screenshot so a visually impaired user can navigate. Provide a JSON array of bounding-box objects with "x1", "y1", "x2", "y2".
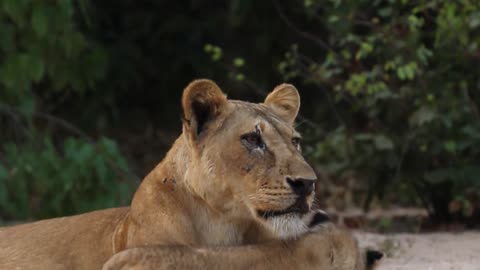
[{"x1": 256, "y1": 198, "x2": 310, "y2": 219}]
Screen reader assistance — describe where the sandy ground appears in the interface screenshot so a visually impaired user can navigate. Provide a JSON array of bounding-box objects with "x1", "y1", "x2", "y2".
[{"x1": 355, "y1": 232, "x2": 480, "y2": 270}]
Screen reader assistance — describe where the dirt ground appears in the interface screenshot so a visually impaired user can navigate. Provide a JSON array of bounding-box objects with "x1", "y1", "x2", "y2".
[{"x1": 355, "y1": 231, "x2": 480, "y2": 270}]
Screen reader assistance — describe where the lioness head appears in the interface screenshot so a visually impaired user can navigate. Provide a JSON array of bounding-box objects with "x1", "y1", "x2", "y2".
[{"x1": 181, "y1": 79, "x2": 317, "y2": 239}]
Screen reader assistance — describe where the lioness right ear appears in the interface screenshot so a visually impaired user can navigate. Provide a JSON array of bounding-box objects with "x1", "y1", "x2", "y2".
[
  {"x1": 264, "y1": 84, "x2": 300, "y2": 125},
  {"x1": 182, "y1": 79, "x2": 227, "y2": 141}
]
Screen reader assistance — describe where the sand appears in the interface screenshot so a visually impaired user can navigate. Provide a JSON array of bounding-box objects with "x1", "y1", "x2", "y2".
[{"x1": 355, "y1": 232, "x2": 480, "y2": 270}]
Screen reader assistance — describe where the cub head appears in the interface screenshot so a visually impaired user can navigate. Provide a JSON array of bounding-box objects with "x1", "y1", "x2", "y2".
[{"x1": 181, "y1": 79, "x2": 317, "y2": 239}]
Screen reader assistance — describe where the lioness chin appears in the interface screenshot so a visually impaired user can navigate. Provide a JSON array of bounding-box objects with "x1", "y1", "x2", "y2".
[{"x1": 0, "y1": 79, "x2": 381, "y2": 270}]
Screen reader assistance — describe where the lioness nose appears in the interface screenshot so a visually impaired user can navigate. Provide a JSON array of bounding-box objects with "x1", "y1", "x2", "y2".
[{"x1": 287, "y1": 177, "x2": 315, "y2": 196}]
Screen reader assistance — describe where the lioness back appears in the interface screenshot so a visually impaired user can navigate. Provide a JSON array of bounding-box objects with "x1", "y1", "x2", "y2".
[{"x1": 0, "y1": 208, "x2": 128, "y2": 269}]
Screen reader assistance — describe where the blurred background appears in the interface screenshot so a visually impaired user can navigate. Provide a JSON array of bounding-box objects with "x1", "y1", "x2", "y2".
[{"x1": 0, "y1": 0, "x2": 479, "y2": 231}]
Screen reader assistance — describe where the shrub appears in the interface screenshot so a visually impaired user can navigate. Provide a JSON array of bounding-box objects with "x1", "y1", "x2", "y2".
[
  {"x1": 0, "y1": 137, "x2": 134, "y2": 220},
  {"x1": 279, "y1": 0, "x2": 480, "y2": 223}
]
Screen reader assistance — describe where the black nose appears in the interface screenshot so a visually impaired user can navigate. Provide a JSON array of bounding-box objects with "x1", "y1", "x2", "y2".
[{"x1": 287, "y1": 177, "x2": 315, "y2": 196}]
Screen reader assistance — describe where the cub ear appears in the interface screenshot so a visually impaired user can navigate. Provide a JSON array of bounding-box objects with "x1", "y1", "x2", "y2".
[
  {"x1": 365, "y1": 249, "x2": 383, "y2": 270},
  {"x1": 182, "y1": 79, "x2": 227, "y2": 140},
  {"x1": 264, "y1": 84, "x2": 300, "y2": 124}
]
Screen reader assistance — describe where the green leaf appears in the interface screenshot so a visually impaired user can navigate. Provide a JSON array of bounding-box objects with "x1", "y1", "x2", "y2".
[
  {"x1": 409, "y1": 107, "x2": 436, "y2": 127},
  {"x1": 0, "y1": 23, "x2": 15, "y2": 53},
  {"x1": 378, "y1": 7, "x2": 392, "y2": 17},
  {"x1": 355, "y1": 133, "x2": 373, "y2": 141},
  {"x1": 374, "y1": 135, "x2": 394, "y2": 150},
  {"x1": 0, "y1": 164, "x2": 8, "y2": 205},
  {"x1": 416, "y1": 45, "x2": 433, "y2": 65},
  {"x1": 94, "y1": 156, "x2": 108, "y2": 185},
  {"x1": 444, "y1": 140, "x2": 456, "y2": 153},
  {"x1": 19, "y1": 96, "x2": 35, "y2": 117},
  {"x1": 2, "y1": 0, "x2": 26, "y2": 27},
  {"x1": 328, "y1": 15, "x2": 339, "y2": 23},
  {"x1": 204, "y1": 43, "x2": 213, "y2": 53},
  {"x1": 29, "y1": 53, "x2": 45, "y2": 82},
  {"x1": 31, "y1": 6, "x2": 49, "y2": 38},
  {"x1": 424, "y1": 169, "x2": 451, "y2": 184},
  {"x1": 345, "y1": 73, "x2": 367, "y2": 95},
  {"x1": 58, "y1": 0, "x2": 74, "y2": 18},
  {"x1": 396, "y1": 66, "x2": 406, "y2": 80},
  {"x1": 233, "y1": 57, "x2": 245, "y2": 67},
  {"x1": 355, "y1": 42, "x2": 374, "y2": 60},
  {"x1": 235, "y1": 73, "x2": 245, "y2": 81}
]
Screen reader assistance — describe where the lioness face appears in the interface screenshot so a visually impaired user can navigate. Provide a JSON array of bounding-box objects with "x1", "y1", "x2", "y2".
[{"x1": 182, "y1": 80, "x2": 317, "y2": 239}]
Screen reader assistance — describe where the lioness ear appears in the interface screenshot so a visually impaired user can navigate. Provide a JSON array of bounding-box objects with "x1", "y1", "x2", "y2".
[
  {"x1": 182, "y1": 79, "x2": 227, "y2": 140},
  {"x1": 264, "y1": 84, "x2": 300, "y2": 124},
  {"x1": 365, "y1": 249, "x2": 383, "y2": 270}
]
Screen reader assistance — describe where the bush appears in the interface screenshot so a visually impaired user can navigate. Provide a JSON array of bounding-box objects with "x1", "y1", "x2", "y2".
[
  {"x1": 0, "y1": 0, "x2": 133, "y2": 221},
  {"x1": 0, "y1": 136, "x2": 134, "y2": 220},
  {"x1": 0, "y1": 0, "x2": 107, "y2": 112},
  {"x1": 279, "y1": 0, "x2": 480, "y2": 223},
  {"x1": 1, "y1": 0, "x2": 479, "y2": 225}
]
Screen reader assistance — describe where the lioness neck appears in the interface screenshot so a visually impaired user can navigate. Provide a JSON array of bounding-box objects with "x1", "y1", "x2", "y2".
[
  {"x1": 129, "y1": 134, "x2": 265, "y2": 246},
  {"x1": 151, "y1": 134, "x2": 192, "y2": 184}
]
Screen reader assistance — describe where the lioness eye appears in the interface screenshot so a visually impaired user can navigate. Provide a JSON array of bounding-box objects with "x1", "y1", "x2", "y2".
[{"x1": 241, "y1": 132, "x2": 265, "y2": 150}]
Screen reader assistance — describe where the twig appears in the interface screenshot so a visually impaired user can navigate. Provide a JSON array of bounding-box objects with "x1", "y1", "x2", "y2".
[
  {"x1": 0, "y1": 105, "x2": 31, "y2": 142},
  {"x1": 292, "y1": 53, "x2": 347, "y2": 126},
  {"x1": 0, "y1": 104, "x2": 141, "y2": 184},
  {"x1": 34, "y1": 111, "x2": 94, "y2": 143},
  {"x1": 393, "y1": 132, "x2": 414, "y2": 185},
  {"x1": 464, "y1": 88, "x2": 480, "y2": 120},
  {"x1": 271, "y1": 0, "x2": 338, "y2": 58},
  {"x1": 217, "y1": 61, "x2": 324, "y2": 130}
]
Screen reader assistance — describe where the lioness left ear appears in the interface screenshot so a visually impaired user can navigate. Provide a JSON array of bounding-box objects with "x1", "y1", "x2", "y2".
[
  {"x1": 264, "y1": 84, "x2": 300, "y2": 125},
  {"x1": 182, "y1": 79, "x2": 227, "y2": 141}
]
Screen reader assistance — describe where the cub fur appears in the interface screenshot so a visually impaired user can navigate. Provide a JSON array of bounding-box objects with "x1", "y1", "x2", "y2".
[{"x1": 0, "y1": 79, "x2": 381, "y2": 270}]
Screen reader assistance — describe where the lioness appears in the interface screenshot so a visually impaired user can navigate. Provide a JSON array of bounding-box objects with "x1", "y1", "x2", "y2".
[{"x1": 0, "y1": 79, "x2": 381, "y2": 270}]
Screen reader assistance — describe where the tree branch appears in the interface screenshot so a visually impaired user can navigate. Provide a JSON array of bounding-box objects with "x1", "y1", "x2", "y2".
[
  {"x1": 0, "y1": 104, "x2": 141, "y2": 184},
  {"x1": 271, "y1": 0, "x2": 338, "y2": 57}
]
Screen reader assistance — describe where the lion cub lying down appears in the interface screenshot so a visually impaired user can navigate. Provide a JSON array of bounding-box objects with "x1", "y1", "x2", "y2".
[{"x1": 0, "y1": 79, "x2": 381, "y2": 270}]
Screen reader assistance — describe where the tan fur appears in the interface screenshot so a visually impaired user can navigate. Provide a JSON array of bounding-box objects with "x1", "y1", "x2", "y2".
[
  {"x1": 0, "y1": 208, "x2": 128, "y2": 269},
  {"x1": 103, "y1": 224, "x2": 378, "y2": 270},
  {"x1": 264, "y1": 83, "x2": 300, "y2": 124},
  {"x1": 0, "y1": 79, "x2": 379, "y2": 270},
  {"x1": 103, "y1": 227, "x2": 374, "y2": 270}
]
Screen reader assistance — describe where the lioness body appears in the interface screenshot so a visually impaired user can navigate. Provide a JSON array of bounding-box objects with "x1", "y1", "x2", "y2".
[
  {"x1": 0, "y1": 208, "x2": 127, "y2": 269},
  {"x1": 0, "y1": 80, "x2": 381, "y2": 270}
]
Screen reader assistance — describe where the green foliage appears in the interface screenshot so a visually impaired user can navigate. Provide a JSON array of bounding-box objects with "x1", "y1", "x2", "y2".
[
  {"x1": 0, "y1": 137, "x2": 133, "y2": 220},
  {"x1": 279, "y1": 0, "x2": 480, "y2": 222},
  {"x1": 0, "y1": 0, "x2": 479, "y2": 225},
  {"x1": 0, "y1": 0, "x2": 107, "y2": 113},
  {"x1": 0, "y1": 0, "x2": 126, "y2": 221},
  {"x1": 204, "y1": 43, "x2": 223, "y2": 62}
]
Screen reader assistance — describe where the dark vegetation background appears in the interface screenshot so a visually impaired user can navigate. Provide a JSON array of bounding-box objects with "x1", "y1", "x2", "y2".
[{"x1": 0, "y1": 0, "x2": 479, "y2": 228}]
